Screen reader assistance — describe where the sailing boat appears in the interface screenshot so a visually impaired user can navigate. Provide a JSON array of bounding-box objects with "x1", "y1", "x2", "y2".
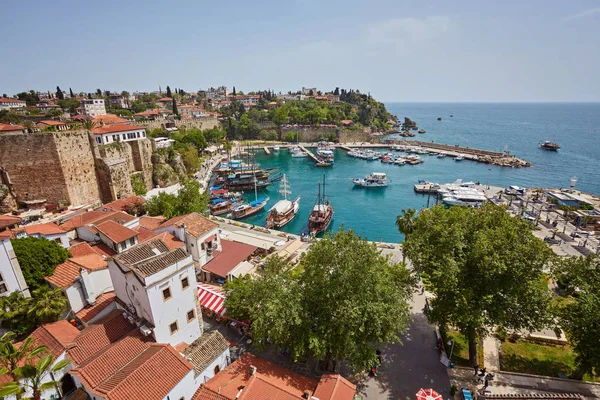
[
  {"x1": 265, "y1": 174, "x2": 300, "y2": 229},
  {"x1": 308, "y1": 174, "x2": 334, "y2": 236},
  {"x1": 231, "y1": 167, "x2": 269, "y2": 220}
]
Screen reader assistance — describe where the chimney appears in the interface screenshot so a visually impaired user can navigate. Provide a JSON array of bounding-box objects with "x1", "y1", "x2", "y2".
[{"x1": 249, "y1": 365, "x2": 257, "y2": 375}]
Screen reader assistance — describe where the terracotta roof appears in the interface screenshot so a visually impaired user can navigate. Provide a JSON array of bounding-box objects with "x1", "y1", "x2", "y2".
[
  {"x1": 313, "y1": 374, "x2": 357, "y2": 400},
  {"x1": 13, "y1": 222, "x2": 66, "y2": 236},
  {"x1": 138, "y1": 216, "x2": 166, "y2": 230},
  {"x1": 92, "y1": 114, "x2": 129, "y2": 125},
  {"x1": 0, "y1": 231, "x2": 12, "y2": 240},
  {"x1": 46, "y1": 253, "x2": 107, "y2": 289},
  {"x1": 158, "y1": 97, "x2": 173, "y2": 102},
  {"x1": 75, "y1": 291, "x2": 116, "y2": 323},
  {"x1": 114, "y1": 238, "x2": 189, "y2": 278},
  {"x1": 39, "y1": 120, "x2": 67, "y2": 126},
  {"x1": 135, "y1": 226, "x2": 157, "y2": 242},
  {"x1": 67, "y1": 310, "x2": 136, "y2": 364},
  {"x1": 91, "y1": 242, "x2": 117, "y2": 257},
  {"x1": 69, "y1": 242, "x2": 98, "y2": 257},
  {"x1": 96, "y1": 220, "x2": 138, "y2": 244},
  {"x1": 202, "y1": 239, "x2": 257, "y2": 278},
  {"x1": 154, "y1": 231, "x2": 185, "y2": 250},
  {"x1": 28, "y1": 320, "x2": 80, "y2": 359},
  {"x1": 182, "y1": 331, "x2": 229, "y2": 375},
  {"x1": 69, "y1": 388, "x2": 89, "y2": 400},
  {"x1": 0, "y1": 123, "x2": 25, "y2": 132},
  {"x1": 158, "y1": 213, "x2": 218, "y2": 239},
  {"x1": 60, "y1": 210, "x2": 135, "y2": 232},
  {"x1": 340, "y1": 119, "x2": 353, "y2": 125},
  {"x1": 72, "y1": 114, "x2": 91, "y2": 121},
  {"x1": 192, "y1": 386, "x2": 229, "y2": 400},
  {"x1": 204, "y1": 353, "x2": 317, "y2": 400},
  {"x1": 0, "y1": 215, "x2": 21, "y2": 230},
  {"x1": 91, "y1": 123, "x2": 145, "y2": 135},
  {"x1": 133, "y1": 108, "x2": 160, "y2": 117},
  {"x1": 0, "y1": 97, "x2": 25, "y2": 103},
  {"x1": 102, "y1": 195, "x2": 145, "y2": 213}
]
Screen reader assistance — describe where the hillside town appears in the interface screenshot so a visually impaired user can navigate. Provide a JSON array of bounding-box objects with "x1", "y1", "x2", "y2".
[{"x1": 0, "y1": 84, "x2": 599, "y2": 400}]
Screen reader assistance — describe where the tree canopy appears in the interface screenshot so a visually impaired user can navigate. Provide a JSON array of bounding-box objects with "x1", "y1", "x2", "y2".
[
  {"x1": 145, "y1": 178, "x2": 208, "y2": 218},
  {"x1": 553, "y1": 254, "x2": 600, "y2": 379},
  {"x1": 11, "y1": 237, "x2": 71, "y2": 290},
  {"x1": 224, "y1": 228, "x2": 414, "y2": 372},
  {"x1": 403, "y1": 204, "x2": 553, "y2": 366}
]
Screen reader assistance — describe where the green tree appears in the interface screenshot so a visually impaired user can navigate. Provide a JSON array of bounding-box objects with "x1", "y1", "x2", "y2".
[
  {"x1": 11, "y1": 237, "x2": 71, "y2": 290},
  {"x1": 69, "y1": 88, "x2": 74, "y2": 98},
  {"x1": 172, "y1": 98, "x2": 178, "y2": 116},
  {"x1": 0, "y1": 333, "x2": 47, "y2": 384},
  {"x1": 403, "y1": 204, "x2": 553, "y2": 366},
  {"x1": 28, "y1": 287, "x2": 68, "y2": 325},
  {"x1": 81, "y1": 119, "x2": 96, "y2": 131},
  {"x1": 57, "y1": 98, "x2": 80, "y2": 113},
  {"x1": 146, "y1": 179, "x2": 208, "y2": 218},
  {"x1": 55, "y1": 86, "x2": 64, "y2": 100},
  {"x1": 44, "y1": 109, "x2": 62, "y2": 118},
  {"x1": 396, "y1": 208, "x2": 417, "y2": 240},
  {"x1": 130, "y1": 175, "x2": 147, "y2": 195},
  {"x1": 0, "y1": 293, "x2": 36, "y2": 336},
  {"x1": 232, "y1": 86, "x2": 236, "y2": 96},
  {"x1": 182, "y1": 128, "x2": 207, "y2": 152},
  {"x1": 225, "y1": 228, "x2": 413, "y2": 372},
  {"x1": 0, "y1": 353, "x2": 70, "y2": 400},
  {"x1": 166, "y1": 86, "x2": 172, "y2": 98},
  {"x1": 553, "y1": 254, "x2": 600, "y2": 379}
]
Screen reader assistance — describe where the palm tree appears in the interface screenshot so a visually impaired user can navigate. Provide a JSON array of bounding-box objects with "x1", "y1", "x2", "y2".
[
  {"x1": 28, "y1": 287, "x2": 68, "y2": 324},
  {"x1": 0, "y1": 354, "x2": 70, "y2": 400},
  {"x1": 81, "y1": 119, "x2": 96, "y2": 131},
  {"x1": 396, "y1": 208, "x2": 417, "y2": 238},
  {"x1": 0, "y1": 333, "x2": 46, "y2": 384},
  {"x1": 23, "y1": 120, "x2": 34, "y2": 133}
]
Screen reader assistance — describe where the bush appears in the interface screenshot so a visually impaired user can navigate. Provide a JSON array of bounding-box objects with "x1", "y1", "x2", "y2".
[{"x1": 11, "y1": 237, "x2": 71, "y2": 290}]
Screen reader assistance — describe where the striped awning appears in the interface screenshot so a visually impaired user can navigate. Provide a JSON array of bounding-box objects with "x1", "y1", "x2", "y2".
[{"x1": 197, "y1": 283, "x2": 226, "y2": 316}]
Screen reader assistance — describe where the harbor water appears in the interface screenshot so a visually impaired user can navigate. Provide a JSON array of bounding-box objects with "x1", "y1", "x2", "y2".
[{"x1": 238, "y1": 103, "x2": 600, "y2": 242}]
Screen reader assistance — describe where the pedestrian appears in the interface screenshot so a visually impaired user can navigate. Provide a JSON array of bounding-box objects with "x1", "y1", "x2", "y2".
[
  {"x1": 482, "y1": 375, "x2": 490, "y2": 390},
  {"x1": 473, "y1": 364, "x2": 479, "y2": 376}
]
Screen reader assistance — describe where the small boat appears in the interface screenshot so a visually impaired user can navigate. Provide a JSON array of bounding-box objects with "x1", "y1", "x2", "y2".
[
  {"x1": 454, "y1": 154, "x2": 465, "y2": 161},
  {"x1": 437, "y1": 153, "x2": 447, "y2": 158},
  {"x1": 394, "y1": 158, "x2": 406, "y2": 165},
  {"x1": 539, "y1": 141, "x2": 560, "y2": 151},
  {"x1": 442, "y1": 193, "x2": 487, "y2": 207},
  {"x1": 231, "y1": 197, "x2": 269, "y2": 219},
  {"x1": 209, "y1": 198, "x2": 241, "y2": 216},
  {"x1": 418, "y1": 129, "x2": 426, "y2": 134},
  {"x1": 266, "y1": 175, "x2": 300, "y2": 229},
  {"x1": 273, "y1": 145, "x2": 280, "y2": 151},
  {"x1": 291, "y1": 149, "x2": 308, "y2": 157},
  {"x1": 316, "y1": 160, "x2": 332, "y2": 167},
  {"x1": 352, "y1": 172, "x2": 389, "y2": 188},
  {"x1": 437, "y1": 117, "x2": 442, "y2": 121},
  {"x1": 450, "y1": 113, "x2": 454, "y2": 117},
  {"x1": 308, "y1": 176, "x2": 334, "y2": 236}
]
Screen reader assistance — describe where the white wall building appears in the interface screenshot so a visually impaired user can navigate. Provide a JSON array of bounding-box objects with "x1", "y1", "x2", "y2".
[
  {"x1": 79, "y1": 98, "x2": 106, "y2": 117},
  {"x1": 0, "y1": 232, "x2": 30, "y2": 297},
  {"x1": 91, "y1": 124, "x2": 147, "y2": 146},
  {"x1": 108, "y1": 237, "x2": 202, "y2": 346},
  {"x1": 10, "y1": 222, "x2": 70, "y2": 248},
  {"x1": 0, "y1": 97, "x2": 26, "y2": 110}
]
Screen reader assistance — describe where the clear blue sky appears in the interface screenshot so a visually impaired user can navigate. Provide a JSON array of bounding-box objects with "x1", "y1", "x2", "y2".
[{"x1": 1, "y1": 0, "x2": 599, "y2": 102}]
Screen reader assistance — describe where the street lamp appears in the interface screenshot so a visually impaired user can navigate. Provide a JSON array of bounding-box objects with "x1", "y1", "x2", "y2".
[{"x1": 447, "y1": 340, "x2": 455, "y2": 361}]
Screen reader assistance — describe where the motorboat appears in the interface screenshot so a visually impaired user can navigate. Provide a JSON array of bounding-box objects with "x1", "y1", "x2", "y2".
[
  {"x1": 352, "y1": 172, "x2": 389, "y2": 187},
  {"x1": 437, "y1": 153, "x2": 447, "y2": 158},
  {"x1": 273, "y1": 145, "x2": 280, "y2": 151},
  {"x1": 308, "y1": 175, "x2": 334, "y2": 236},
  {"x1": 291, "y1": 148, "x2": 308, "y2": 157},
  {"x1": 539, "y1": 141, "x2": 560, "y2": 151},
  {"x1": 442, "y1": 193, "x2": 487, "y2": 207},
  {"x1": 454, "y1": 154, "x2": 465, "y2": 161},
  {"x1": 265, "y1": 174, "x2": 300, "y2": 229},
  {"x1": 394, "y1": 158, "x2": 406, "y2": 165}
]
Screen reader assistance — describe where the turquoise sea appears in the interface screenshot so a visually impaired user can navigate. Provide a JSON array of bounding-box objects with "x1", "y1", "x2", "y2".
[{"x1": 239, "y1": 103, "x2": 600, "y2": 242}]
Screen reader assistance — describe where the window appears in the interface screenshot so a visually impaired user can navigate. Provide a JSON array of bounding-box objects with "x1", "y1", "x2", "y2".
[
  {"x1": 162, "y1": 287, "x2": 172, "y2": 301},
  {"x1": 0, "y1": 283, "x2": 7, "y2": 294},
  {"x1": 129, "y1": 237, "x2": 136, "y2": 246},
  {"x1": 169, "y1": 321, "x2": 178, "y2": 334},
  {"x1": 214, "y1": 365, "x2": 220, "y2": 375},
  {"x1": 187, "y1": 309, "x2": 195, "y2": 322},
  {"x1": 181, "y1": 277, "x2": 189, "y2": 290}
]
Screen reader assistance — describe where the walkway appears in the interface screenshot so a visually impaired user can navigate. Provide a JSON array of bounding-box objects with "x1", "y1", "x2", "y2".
[{"x1": 483, "y1": 336, "x2": 500, "y2": 372}]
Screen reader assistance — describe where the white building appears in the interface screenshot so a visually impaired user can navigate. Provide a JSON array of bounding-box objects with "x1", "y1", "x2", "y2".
[
  {"x1": 10, "y1": 222, "x2": 70, "y2": 248},
  {"x1": 90, "y1": 123, "x2": 147, "y2": 145},
  {"x1": 79, "y1": 98, "x2": 107, "y2": 117},
  {"x1": 302, "y1": 87, "x2": 317, "y2": 95},
  {"x1": 108, "y1": 237, "x2": 202, "y2": 346},
  {"x1": 95, "y1": 219, "x2": 140, "y2": 253},
  {"x1": 109, "y1": 94, "x2": 130, "y2": 109},
  {"x1": 0, "y1": 231, "x2": 30, "y2": 297},
  {"x1": 0, "y1": 97, "x2": 26, "y2": 110},
  {"x1": 155, "y1": 213, "x2": 221, "y2": 268}
]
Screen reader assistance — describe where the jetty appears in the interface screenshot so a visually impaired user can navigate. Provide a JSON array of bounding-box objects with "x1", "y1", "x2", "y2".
[
  {"x1": 299, "y1": 145, "x2": 319, "y2": 163},
  {"x1": 263, "y1": 146, "x2": 271, "y2": 155}
]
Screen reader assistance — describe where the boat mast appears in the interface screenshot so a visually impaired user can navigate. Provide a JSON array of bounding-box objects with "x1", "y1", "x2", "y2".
[
  {"x1": 279, "y1": 174, "x2": 291, "y2": 201},
  {"x1": 322, "y1": 173, "x2": 326, "y2": 204}
]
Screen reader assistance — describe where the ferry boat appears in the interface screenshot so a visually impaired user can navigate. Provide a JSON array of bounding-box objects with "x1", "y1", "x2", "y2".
[
  {"x1": 352, "y1": 172, "x2": 389, "y2": 188},
  {"x1": 308, "y1": 175, "x2": 334, "y2": 236},
  {"x1": 539, "y1": 141, "x2": 560, "y2": 151},
  {"x1": 265, "y1": 175, "x2": 300, "y2": 229}
]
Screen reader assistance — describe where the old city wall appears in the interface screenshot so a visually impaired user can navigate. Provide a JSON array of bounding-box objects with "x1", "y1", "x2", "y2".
[
  {"x1": 95, "y1": 159, "x2": 132, "y2": 203},
  {"x1": 52, "y1": 131, "x2": 102, "y2": 206},
  {"x1": 141, "y1": 116, "x2": 219, "y2": 131},
  {"x1": 128, "y1": 139, "x2": 154, "y2": 189},
  {"x1": 0, "y1": 132, "x2": 80, "y2": 206}
]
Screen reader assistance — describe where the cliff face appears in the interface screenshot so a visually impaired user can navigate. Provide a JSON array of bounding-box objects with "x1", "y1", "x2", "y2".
[{"x1": 151, "y1": 151, "x2": 186, "y2": 187}]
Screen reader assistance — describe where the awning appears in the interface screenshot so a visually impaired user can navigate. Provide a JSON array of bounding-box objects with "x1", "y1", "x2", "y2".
[
  {"x1": 197, "y1": 284, "x2": 226, "y2": 316},
  {"x1": 204, "y1": 234, "x2": 216, "y2": 243}
]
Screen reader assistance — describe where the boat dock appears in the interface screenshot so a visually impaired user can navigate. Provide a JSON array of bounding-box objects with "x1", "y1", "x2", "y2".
[
  {"x1": 263, "y1": 146, "x2": 271, "y2": 155},
  {"x1": 299, "y1": 145, "x2": 319, "y2": 163}
]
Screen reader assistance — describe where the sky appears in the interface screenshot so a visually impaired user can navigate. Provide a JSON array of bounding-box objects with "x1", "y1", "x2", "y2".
[{"x1": 1, "y1": 0, "x2": 599, "y2": 102}]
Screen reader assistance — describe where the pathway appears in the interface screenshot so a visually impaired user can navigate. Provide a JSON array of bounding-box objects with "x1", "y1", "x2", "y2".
[{"x1": 482, "y1": 336, "x2": 500, "y2": 372}]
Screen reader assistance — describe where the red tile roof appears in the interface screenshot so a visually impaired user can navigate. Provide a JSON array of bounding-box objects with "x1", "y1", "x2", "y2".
[
  {"x1": 69, "y1": 242, "x2": 98, "y2": 257},
  {"x1": 156, "y1": 231, "x2": 185, "y2": 249},
  {"x1": 138, "y1": 216, "x2": 166, "y2": 230},
  {"x1": 91, "y1": 242, "x2": 117, "y2": 257},
  {"x1": 0, "y1": 123, "x2": 25, "y2": 132},
  {"x1": 39, "y1": 120, "x2": 67, "y2": 126},
  {"x1": 75, "y1": 291, "x2": 116, "y2": 323},
  {"x1": 12, "y1": 222, "x2": 66, "y2": 236},
  {"x1": 313, "y1": 374, "x2": 357, "y2": 400},
  {"x1": 0, "y1": 97, "x2": 25, "y2": 103},
  {"x1": 60, "y1": 210, "x2": 135, "y2": 232},
  {"x1": 158, "y1": 213, "x2": 218, "y2": 239},
  {"x1": 135, "y1": 226, "x2": 157, "y2": 242},
  {"x1": 28, "y1": 320, "x2": 80, "y2": 359},
  {"x1": 133, "y1": 108, "x2": 161, "y2": 117},
  {"x1": 92, "y1": 114, "x2": 129, "y2": 125},
  {"x1": 46, "y1": 254, "x2": 108, "y2": 289},
  {"x1": 91, "y1": 124, "x2": 145, "y2": 135},
  {"x1": 202, "y1": 239, "x2": 257, "y2": 278},
  {"x1": 96, "y1": 220, "x2": 138, "y2": 244},
  {"x1": 193, "y1": 386, "x2": 229, "y2": 400},
  {"x1": 67, "y1": 310, "x2": 135, "y2": 364},
  {"x1": 0, "y1": 215, "x2": 21, "y2": 230},
  {"x1": 102, "y1": 195, "x2": 145, "y2": 213},
  {"x1": 204, "y1": 353, "x2": 317, "y2": 400}
]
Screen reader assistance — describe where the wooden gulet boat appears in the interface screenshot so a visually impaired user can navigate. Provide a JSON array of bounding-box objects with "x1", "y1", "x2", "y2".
[
  {"x1": 230, "y1": 171, "x2": 269, "y2": 220},
  {"x1": 308, "y1": 174, "x2": 334, "y2": 236},
  {"x1": 265, "y1": 174, "x2": 300, "y2": 229}
]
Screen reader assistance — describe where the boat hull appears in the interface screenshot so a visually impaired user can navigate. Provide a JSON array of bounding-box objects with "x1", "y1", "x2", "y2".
[{"x1": 308, "y1": 207, "x2": 334, "y2": 235}]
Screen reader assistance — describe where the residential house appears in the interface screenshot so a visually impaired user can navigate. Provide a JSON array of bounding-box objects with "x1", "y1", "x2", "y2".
[
  {"x1": 0, "y1": 123, "x2": 26, "y2": 134},
  {"x1": 90, "y1": 123, "x2": 147, "y2": 145},
  {"x1": 210, "y1": 100, "x2": 231, "y2": 109},
  {"x1": 109, "y1": 94, "x2": 130, "y2": 109},
  {"x1": 37, "y1": 120, "x2": 69, "y2": 131},
  {"x1": 302, "y1": 87, "x2": 318, "y2": 95},
  {"x1": 157, "y1": 97, "x2": 173, "y2": 109},
  {"x1": 200, "y1": 239, "x2": 257, "y2": 283},
  {"x1": 204, "y1": 86, "x2": 228, "y2": 99},
  {"x1": 180, "y1": 331, "x2": 231, "y2": 386},
  {"x1": 79, "y1": 98, "x2": 107, "y2": 117},
  {"x1": 0, "y1": 230, "x2": 29, "y2": 297},
  {"x1": 155, "y1": 213, "x2": 221, "y2": 268},
  {"x1": 92, "y1": 113, "x2": 129, "y2": 125},
  {"x1": 133, "y1": 108, "x2": 166, "y2": 121},
  {"x1": 58, "y1": 209, "x2": 136, "y2": 241},
  {"x1": 46, "y1": 242, "x2": 115, "y2": 325},
  {"x1": 108, "y1": 237, "x2": 202, "y2": 346},
  {"x1": 0, "y1": 97, "x2": 26, "y2": 110},
  {"x1": 34, "y1": 100, "x2": 60, "y2": 112},
  {"x1": 153, "y1": 137, "x2": 176, "y2": 149},
  {"x1": 98, "y1": 195, "x2": 146, "y2": 214},
  {"x1": 10, "y1": 222, "x2": 70, "y2": 248},
  {"x1": 95, "y1": 219, "x2": 140, "y2": 253},
  {"x1": 0, "y1": 215, "x2": 21, "y2": 231},
  {"x1": 193, "y1": 352, "x2": 357, "y2": 400}
]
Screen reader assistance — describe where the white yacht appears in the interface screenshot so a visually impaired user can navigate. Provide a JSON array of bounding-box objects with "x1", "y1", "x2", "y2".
[
  {"x1": 352, "y1": 172, "x2": 389, "y2": 188},
  {"x1": 442, "y1": 192, "x2": 487, "y2": 207},
  {"x1": 454, "y1": 154, "x2": 465, "y2": 161}
]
